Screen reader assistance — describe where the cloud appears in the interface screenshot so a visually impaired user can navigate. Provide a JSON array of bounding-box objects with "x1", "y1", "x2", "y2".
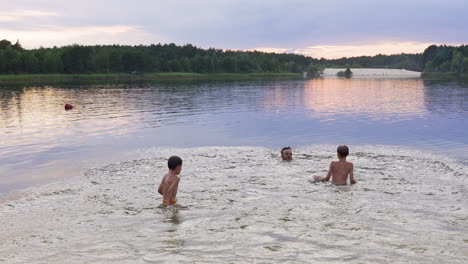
[
  {"x1": 249, "y1": 47, "x2": 290, "y2": 54},
  {"x1": 292, "y1": 42, "x2": 440, "y2": 58},
  {"x1": 0, "y1": 1, "x2": 466, "y2": 52},
  {"x1": 0, "y1": 9, "x2": 60, "y2": 22},
  {"x1": 0, "y1": 25, "x2": 165, "y2": 48},
  {"x1": 253, "y1": 41, "x2": 448, "y2": 59}
]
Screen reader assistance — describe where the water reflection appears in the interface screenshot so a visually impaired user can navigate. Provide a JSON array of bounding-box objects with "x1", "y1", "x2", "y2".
[
  {"x1": 263, "y1": 78, "x2": 427, "y2": 122},
  {"x1": 423, "y1": 80, "x2": 468, "y2": 117},
  {"x1": 0, "y1": 86, "x2": 140, "y2": 144},
  {"x1": 162, "y1": 208, "x2": 181, "y2": 225}
]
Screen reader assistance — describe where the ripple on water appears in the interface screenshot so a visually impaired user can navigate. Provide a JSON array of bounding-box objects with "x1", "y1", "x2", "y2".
[{"x1": 0, "y1": 145, "x2": 467, "y2": 263}]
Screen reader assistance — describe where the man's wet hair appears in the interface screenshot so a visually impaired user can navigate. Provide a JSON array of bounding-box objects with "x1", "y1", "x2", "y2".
[
  {"x1": 337, "y1": 145, "x2": 349, "y2": 157},
  {"x1": 281, "y1": 146, "x2": 291, "y2": 155},
  {"x1": 168, "y1": 156, "x2": 183, "y2": 170}
]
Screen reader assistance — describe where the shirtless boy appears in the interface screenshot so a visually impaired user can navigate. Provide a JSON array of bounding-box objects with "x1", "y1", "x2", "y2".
[
  {"x1": 158, "y1": 156, "x2": 182, "y2": 206},
  {"x1": 314, "y1": 145, "x2": 356, "y2": 185}
]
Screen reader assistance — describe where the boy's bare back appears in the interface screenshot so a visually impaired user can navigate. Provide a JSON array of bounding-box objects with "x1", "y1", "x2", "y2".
[
  {"x1": 158, "y1": 173, "x2": 180, "y2": 205},
  {"x1": 328, "y1": 160, "x2": 355, "y2": 185},
  {"x1": 158, "y1": 156, "x2": 182, "y2": 206},
  {"x1": 314, "y1": 145, "x2": 356, "y2": 185}
]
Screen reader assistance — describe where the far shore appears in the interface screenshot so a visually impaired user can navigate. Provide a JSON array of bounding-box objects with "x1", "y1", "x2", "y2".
[
  {"x1": 421, "y1": 72, "x2": 468, "y2": 80},
  {"x1": 323, "y1": 68, "x2": 422, "y2": 78},
  {"x1": 1, "y1": 69, "x2": 467, "y2": 85},
  {"x1": 0, "y1": 72, "x2": 303, "y2": 85}
]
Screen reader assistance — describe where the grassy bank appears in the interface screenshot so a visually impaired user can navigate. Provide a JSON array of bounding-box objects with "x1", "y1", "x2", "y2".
[
  {"x1": 0, "y1": 72, "x2": 303, "y2": 85},
  {"x1": 421, "y1": 72, "x2": 468, "y2": 80}
]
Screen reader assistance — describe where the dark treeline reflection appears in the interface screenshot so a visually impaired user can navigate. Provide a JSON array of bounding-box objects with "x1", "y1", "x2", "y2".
[{"x1": 1, "y1": 40, "x2": 467, "y2": 75}]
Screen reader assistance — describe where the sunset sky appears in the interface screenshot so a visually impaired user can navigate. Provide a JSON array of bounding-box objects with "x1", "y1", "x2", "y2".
[{"x1": 1, "y1": 0, "x2": 467, "y2": 58}]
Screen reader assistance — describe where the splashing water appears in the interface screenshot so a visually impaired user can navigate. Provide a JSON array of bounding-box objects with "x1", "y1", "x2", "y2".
[{"x1": 1, "y1": 145, "x2": 467, "y2": 263}]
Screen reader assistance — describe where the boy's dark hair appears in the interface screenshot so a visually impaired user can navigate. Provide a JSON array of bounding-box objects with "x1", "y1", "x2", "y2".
[
  {"x1": 281, "y1": 146, "x2": 291, "y2": 155},
  {"x1": 337, "y1": 145, "x2": 349, "y2": 157},
  {"x1": 168, "y1": 156, "x2": 182, "y2": 170}
]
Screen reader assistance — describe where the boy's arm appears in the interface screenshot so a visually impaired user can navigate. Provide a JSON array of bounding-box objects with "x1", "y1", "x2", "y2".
[
  {"x1": 314, "y1": 162, "x2": 333, "y2": 182},
  {"x1": 349, "y1": 163, "x2": 356, "y2": 184},
  {"x1": 166, "y1": 176, "x2": 180, "y2": 200},
  {"x1": 158, "y1": 176, "x2": 165, "y2": 195},
  {"x1": 158, "y1": 183, "x2": 163, "y2": 195}
]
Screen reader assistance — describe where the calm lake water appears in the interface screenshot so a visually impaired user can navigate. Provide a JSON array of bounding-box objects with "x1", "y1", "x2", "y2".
[
  {"x1": 0, "y1": 77, "x2": 467, "y2": 263},
  {"x1": 1, "y1": 77, "x2": 467, "y2": 191}
]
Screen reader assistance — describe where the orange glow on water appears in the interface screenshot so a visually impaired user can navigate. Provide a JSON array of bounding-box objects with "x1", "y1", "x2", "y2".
[
  {"x1": 303, "y1": 78, "x2": 426, "y2": 116},
  {"x1": 263, "y1": 78, "x2": 427, "y2": 121}
]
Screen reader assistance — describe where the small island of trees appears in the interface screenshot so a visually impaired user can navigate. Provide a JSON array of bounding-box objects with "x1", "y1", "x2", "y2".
[{"x1": 337, "y1": 66, "x2": 353, "y2": 78}]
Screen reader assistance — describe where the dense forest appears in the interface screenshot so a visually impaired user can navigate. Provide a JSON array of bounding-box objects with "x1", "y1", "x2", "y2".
[
  {"x1": 0, "y1": 39, "x2": 467, "y2": 75},
  {"x1": 320, "y1": 45, "x2": 468, "y2": 74}
]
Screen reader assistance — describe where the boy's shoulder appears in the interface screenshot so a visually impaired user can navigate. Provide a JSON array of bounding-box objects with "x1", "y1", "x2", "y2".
[{"x1": 166, "y1": 173, "x2": 180, "y2": 182}]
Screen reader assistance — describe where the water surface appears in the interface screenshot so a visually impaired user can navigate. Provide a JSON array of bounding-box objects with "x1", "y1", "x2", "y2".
[
  {"x1": 1, "y1": 78, "x2": 467, "y2": 191},
  {"x1": 1, "y1": 146, "x2": 467, "y2": 263},
  {"x1": 0, "y1": 77, "x2": 467, "y2": 263}
]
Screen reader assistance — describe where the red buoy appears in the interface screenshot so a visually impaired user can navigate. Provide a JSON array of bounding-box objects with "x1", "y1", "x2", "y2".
[{"x1": 65, "y1": 104, "x2": 73, "y2": 110}]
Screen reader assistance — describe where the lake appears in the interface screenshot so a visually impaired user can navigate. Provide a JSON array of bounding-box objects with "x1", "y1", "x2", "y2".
[{"x1": 0, "y1": 75, "x2": 467, "y2": 263}]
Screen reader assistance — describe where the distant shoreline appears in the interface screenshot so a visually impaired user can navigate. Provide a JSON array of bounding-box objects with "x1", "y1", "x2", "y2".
[
  {"x1": 421, "y1": 72, "x2": 468, "y2": 80},
  {"x1": 1, "y1": 70, "x2": 467, "y2": 85},
  {"x1": 0, "y1": 72, "x2": 303, "y2": 85},
  {"x1": 323, "y1": 68, "x2": 422, "y2": 78}
]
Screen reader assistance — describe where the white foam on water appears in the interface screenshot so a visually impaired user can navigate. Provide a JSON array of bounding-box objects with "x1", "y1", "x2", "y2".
[{"x1": 0, "y1": 145, "x2": 467, "y2": 263}]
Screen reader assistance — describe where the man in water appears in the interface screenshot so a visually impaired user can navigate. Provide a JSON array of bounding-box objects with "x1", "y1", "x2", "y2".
[
  {"x1": 281, "y1": 146, "x2": 293, "y2": 161},
  {"x1": 158, "y1": 156, "x2": 182, "y2": 206},
  {"x1": 314, "y1": 145, "x2": 356, "y2": 185}
]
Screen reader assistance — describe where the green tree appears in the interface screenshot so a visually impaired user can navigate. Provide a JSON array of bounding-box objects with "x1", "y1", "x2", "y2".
[
  {"x1": 13, "y1": 40, "x2": 24, "y2": 51},
  {"x1": 0, "y1": 39, "x2": 12, "y2": 49},
  {"x1": 451, "y1": 51, "x2": 464, "y2": 73},
  {"x1": 462, "y1": 58, "x2": 468, "y2": 73},
  {"x1": 108, "y1": 51, "x2": 121, "y2": 72},
  {"x1": 43, "y1": 50, "x2": 63, "y2": 73},
  {"x1": 61, "y1": 45, "x2": 93, "y2": 73},
  {"x1": 22, "y1": 52, "x2": 40, "y2": 73},
  {"x1": 337, "y1": 66, "x2": 353, "y2": 78},
  {"x1": 306, "y1": 64, "x2": 324, "y2": 77},
  {"x1": 3, "y1": 47, "x2": 21, "y2": 73},
  {"x1": 121, "y1": 51, "x2": 144, "y2": 72},
  {"x1": 94, "y1": 49, "x2": 110, "y2": 73},
  {"x1": 221, "y1": 56, "x2": 237, "y2": 72}
]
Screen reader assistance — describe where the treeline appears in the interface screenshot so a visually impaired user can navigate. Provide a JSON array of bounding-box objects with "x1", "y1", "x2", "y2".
[
  {"x1": 0, "y1": 39, "x2": 320, "y2": 75},
  {"x1": 0, "y1": 39, "x2": 467, "y2": 75},
  {"x1": 421, "y1": 45, "x2": 468, "y2": 73},
  {"x1": 321, "y1": 45, "x2": 468, "y2": 73},
  {"x1": 321, "y1": 53, "x2": 423, "y2": 71}
]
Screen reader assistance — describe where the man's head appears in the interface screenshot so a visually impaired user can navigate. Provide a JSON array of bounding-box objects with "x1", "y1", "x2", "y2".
[
  {"x1": 168, "y1": 156, "x2": 183, "y2": 174},
  {"x1": 337, "y1": 145, "x2": 349, "y2": 158},
  {"x1": 281, "y1": 147, "x2": 293, "y2": 161}
]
